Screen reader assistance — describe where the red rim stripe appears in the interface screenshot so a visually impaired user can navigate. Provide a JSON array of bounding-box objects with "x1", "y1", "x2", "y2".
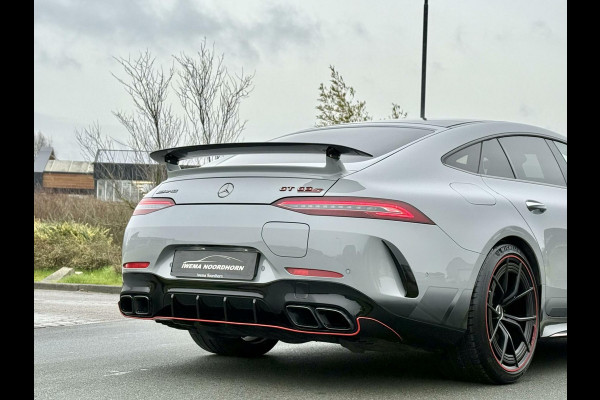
[{"x1": 485, "y1": 254, "x2": 538, "y2": 373}]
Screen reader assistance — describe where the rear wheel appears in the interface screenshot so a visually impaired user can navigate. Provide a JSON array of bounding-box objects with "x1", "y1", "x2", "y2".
[
  {"x1": 189, "y1": 330, "x2": 278, "y2": 357},
  {"x1": 452, "y1": 244, "x2": 539, "y2": 383}
]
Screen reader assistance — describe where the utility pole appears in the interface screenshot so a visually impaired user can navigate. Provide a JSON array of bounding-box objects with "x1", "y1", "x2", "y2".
[{"x1": 420, "y1": 0, "x2": 428, "y2": 120}]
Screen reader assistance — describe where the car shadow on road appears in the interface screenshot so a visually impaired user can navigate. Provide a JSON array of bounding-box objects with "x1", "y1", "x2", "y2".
[
  {"x1": 161, "y1": 338, "x2": 566, "y2": 392},
  {"x1": 526, "y1": 338, "x2": 567, "y2": 376}
]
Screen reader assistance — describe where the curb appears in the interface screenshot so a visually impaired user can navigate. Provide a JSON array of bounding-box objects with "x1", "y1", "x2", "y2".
[{"x1": 34, "y1": 281, "x2": 121, "y2": 294}]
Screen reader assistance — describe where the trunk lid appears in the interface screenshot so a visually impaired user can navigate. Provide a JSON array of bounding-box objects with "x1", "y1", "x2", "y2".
[{"x1": 153, "y1": 176, "x2": 337, "y2": 204}]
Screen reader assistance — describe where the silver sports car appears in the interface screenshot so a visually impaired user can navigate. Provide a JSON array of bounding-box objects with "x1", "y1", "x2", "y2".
[{"x1": 119, "y1": 119, "x2": 567, "y2": 384}]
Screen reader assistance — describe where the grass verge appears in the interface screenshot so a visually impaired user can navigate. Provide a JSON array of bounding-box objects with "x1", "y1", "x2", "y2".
[
  {"x1": 34, "y1": 266, "x2": 122, "y2": 286},
  {"x1": 34, "y1": 269, "x2": 56, "y2": 282},
  {"x1": 60, "y1": 266, "x2": 123, "y2": 286}
]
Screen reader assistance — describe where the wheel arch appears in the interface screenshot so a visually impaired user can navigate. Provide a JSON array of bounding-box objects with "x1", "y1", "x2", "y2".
[
  {"x1": 477, "y1": 227, "x2": 544, "y2": 287},
  {"x1": 468, "y1": 229, "x2": 548, "y2": 339},
  {"x1": 495, "y1": 235, "x2": 542, "y2": 290}
]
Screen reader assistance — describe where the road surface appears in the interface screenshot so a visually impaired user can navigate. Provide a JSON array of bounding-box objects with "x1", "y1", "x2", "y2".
[{"x1": 34, "y1": 289, "x2": 567, "y2": 399}]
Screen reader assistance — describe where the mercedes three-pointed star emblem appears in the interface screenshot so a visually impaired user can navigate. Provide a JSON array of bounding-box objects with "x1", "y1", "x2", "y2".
[{"x1": 218, "y1": 183, "x2": 234, "y2": 198}]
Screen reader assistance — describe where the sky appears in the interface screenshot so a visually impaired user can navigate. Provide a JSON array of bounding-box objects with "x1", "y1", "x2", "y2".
[{"x1": 34, "y1": 0, "x2": 567, "y2": 161}]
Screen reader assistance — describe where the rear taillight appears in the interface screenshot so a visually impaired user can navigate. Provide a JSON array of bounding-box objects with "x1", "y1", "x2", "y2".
[
  {"x1": 123, "y1": 262, "x2": 150, "y2": 269},
  {"x1": 132, "y1": 197, "x2": 175, "y2": 216},
  {"x1": 273, "y1": 197, "x2": 434, "y2": 224}
]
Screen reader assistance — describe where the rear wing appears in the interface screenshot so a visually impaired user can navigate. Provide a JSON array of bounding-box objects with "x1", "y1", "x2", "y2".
[{"x1": 150, "y1": 142, "x2": 373, "y2": 174}]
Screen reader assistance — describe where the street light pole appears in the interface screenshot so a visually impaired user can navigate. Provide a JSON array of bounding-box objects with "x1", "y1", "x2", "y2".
[{"x1": 420, "y1": 0, "x2": 428, "y2": 120}]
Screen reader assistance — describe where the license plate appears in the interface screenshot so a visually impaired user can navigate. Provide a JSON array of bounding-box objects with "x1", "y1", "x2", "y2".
[{"x1": 171, "y1": 249, "x2": 258, "y2": 280}]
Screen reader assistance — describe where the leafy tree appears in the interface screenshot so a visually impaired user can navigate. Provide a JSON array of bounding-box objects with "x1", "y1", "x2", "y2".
[
  {"x1": 316, "y1": 66, "x2": 370, "y2": 127},
  {"x1": 389, "y1": 103, "x2": 408, "y2": 119},
  {"x1": 316, "y1": 65, "x2": 407, "y2": 127}
]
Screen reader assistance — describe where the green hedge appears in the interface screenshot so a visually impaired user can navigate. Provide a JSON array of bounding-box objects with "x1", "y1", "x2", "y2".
[{"x1": 34, "y1": 220, "x2": 121, "y2": 272}]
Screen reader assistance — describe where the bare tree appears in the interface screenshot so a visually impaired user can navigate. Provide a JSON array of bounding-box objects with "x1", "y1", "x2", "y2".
[
  {"x1": 112, "y1": 51, "x2": 183, "y2": 151},
  {"x1": 75, "y1": 121, "x2": 114, "y2": 162},
  {"x1": 75, "y1": 122, "x2": 155, "y2": 209},
  {"x1": 76, "y1": 45, "x2": 254, "y2": 204},
  {"x1": 174, "y1": 39, "x2": 253, "y2": 159},
  {"x1": 34, "y1": 131, "x2": 52, "y2": 160},
  {"x1": 111, "y1": 51, "x2": 184, "y2": 184}
]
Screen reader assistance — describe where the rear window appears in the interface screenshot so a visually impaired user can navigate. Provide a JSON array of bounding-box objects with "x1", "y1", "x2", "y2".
[{"x1": 214, "y1": 127, "x2": 433, "y2": 167}]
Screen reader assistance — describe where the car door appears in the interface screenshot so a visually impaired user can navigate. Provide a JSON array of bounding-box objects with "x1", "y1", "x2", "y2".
[{"x1": 479, "y1": 136, "x2": 567, "y2": 319}]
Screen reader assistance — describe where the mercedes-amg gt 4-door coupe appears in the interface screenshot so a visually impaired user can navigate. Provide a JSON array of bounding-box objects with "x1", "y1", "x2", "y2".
[{"x1": 119, "y1": 120, "x2": 567, "y2": 383}]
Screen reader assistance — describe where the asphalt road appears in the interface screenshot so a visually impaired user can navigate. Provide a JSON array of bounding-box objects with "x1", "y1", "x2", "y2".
[{"x1": 34, "y1": 289, "x2": 567, "y2": 399}]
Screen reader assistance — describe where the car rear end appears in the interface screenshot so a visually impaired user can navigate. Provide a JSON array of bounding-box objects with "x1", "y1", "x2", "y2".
[{"x1": 119, "y1": 125, "x2": 478, "y2": 350}]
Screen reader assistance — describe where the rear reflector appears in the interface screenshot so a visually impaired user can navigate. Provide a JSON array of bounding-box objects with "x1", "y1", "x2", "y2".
[
  {"x1": 273, "y1": 197, "x2": 434, "y2": 224},
  {"x1": 123, "y1": 262, "x2": 150, "y2": 269},
  {"x1": 132, "y1": 198, "x2": 175, "y2": 216},
  {"x1": 285, "y1": 267, "x2": 343, "y2": 278}
]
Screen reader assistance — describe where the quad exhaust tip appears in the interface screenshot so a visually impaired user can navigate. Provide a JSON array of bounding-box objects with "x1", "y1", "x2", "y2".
[
  {"x1": 120, "y1": 295, "x2": 133, "y2": 314},
  {"x1": 315, "y1": 307, "x2": 353, "y2": 331},
  {"x1": 285, "y1": 305, "x2": 353, "y2": 331},
  {"x1": 286, "y1": 305, "x2": 319, "y2": 329},
  {"x1": 120, "y1": 295, "x2": 150, "y2": 316}
]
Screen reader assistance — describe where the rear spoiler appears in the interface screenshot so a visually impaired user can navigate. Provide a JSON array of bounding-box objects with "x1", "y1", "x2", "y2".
[{"x1": 150, "y1": 142, "x2": 373, "y2": 173}]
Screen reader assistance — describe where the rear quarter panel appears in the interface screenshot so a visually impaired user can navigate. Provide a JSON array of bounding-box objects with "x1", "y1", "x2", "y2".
[{"x1": 326, "y1": 122, "x2": 547, "y2": 286}]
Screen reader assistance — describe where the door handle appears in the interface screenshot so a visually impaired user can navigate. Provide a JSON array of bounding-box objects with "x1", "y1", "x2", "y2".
[{"x1": 525, "y1": 200, "x2": 546, "y2": 213}]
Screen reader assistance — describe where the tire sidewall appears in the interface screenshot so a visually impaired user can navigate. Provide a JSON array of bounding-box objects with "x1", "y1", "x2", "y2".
[{"x1": 472, "y1": 244, "x2": 539, "y2": 383}]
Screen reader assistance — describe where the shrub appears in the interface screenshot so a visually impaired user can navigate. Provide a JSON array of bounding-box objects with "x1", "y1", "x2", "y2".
[
  {"x1": 33, "y1": 193, "x2": 132, "y2": 247},
  {"x1": 34, "y1": 220, "x2": 121, "y2": 272}
]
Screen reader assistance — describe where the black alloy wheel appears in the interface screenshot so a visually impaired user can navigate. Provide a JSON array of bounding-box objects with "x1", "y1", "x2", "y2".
[
  {"x1": 486, "y1": 253, "x2": 538, "y2": 371},
  {"x1": 450, "y1": 244, "x2": 539, "y2": 384}
]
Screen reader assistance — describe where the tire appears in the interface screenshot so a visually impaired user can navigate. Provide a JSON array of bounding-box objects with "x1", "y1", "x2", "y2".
[
  {"x1": 189, "y1": 330, "x2": 278, "y2": 357},
  {"x1": 451, "y1": 244, "x2": 539, "y2": 384}
]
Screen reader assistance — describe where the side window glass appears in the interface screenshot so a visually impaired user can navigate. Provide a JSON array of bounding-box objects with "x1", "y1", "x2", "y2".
[
  {"x1": 443, "y1": 142, "x2": 481, "y2": 173},
  {"x1": 554, "y1": 141, "x2": 567, "y2": 163},
  {"x1": 479, "y1": 139, "x2": 514, "y2": 179},
  {"x1": 498, "y1": 136, "x2": 566, "y2": 186}
]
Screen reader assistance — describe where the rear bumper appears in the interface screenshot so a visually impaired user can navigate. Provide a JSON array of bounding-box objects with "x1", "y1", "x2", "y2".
[
  {"x1": 119, "y1": 272, "x2": 465, "y2": 349},
  {"x1": 121, "y1": 203, "x2": 482, "y2": 348}
]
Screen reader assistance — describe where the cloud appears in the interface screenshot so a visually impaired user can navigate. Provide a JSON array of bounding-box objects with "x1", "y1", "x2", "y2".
[
  {"x1": 35, "y1": 47, "x2": 81, "y2": 69},
  {"x1": 353, "y1": 22, "x2": 368, "y2": 38},
  {"x1": 34, "y1": 0, "x2": 321, "y2": 64},
  {"x1": 454, "y1": 25, "x2": 467, "y2": 52},
  {"x1": 519, "y1": 104, "x2": 535, "y2": 117},
  {"x1": 34, "y1": 0, "x2": 221, "y2": 44},
  {"x1": 531, "y1": 20, "x2": 553, "y2": 39},
  {"x1": 431, "y1": 61, "x2": 444, "y2": 74}
]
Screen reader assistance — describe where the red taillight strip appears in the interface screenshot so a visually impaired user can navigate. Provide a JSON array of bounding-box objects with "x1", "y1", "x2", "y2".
[
  {"x1": 123, "y1": 262, "x2": 150, "y2": 269},
  {"x1": 133, "y1": 197, "x2": 175, "y2": 216},
  {"x1": 273, "y1": 197, "x2": 434, "y2": 224},
  {"x1": 285, "y1": 267, "x2": 343, "y2": 278},
  {"x1": 119, "y1": 312, "x2": 402, "y2": 341}
]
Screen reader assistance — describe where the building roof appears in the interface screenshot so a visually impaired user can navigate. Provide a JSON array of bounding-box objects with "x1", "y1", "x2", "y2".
[
  {"x1": 44, "y1": 160, "x2": 94, "y2": 174},
  {"x1": 34, "y1": 146, "x2": 56, "y2": 173},
  {"x1": 95, "y1": 149, "x2": 155, "y2": 165}
]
